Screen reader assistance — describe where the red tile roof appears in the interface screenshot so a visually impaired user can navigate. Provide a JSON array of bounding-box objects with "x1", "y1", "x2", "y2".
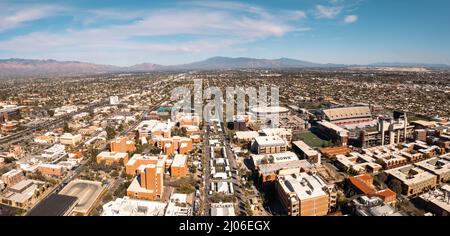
[{"x1": 348, "y1": 174, "x2": 396, "y2": 203}]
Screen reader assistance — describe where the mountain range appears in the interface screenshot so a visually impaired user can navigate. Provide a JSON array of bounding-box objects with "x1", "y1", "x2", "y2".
[{"x1": 0, "y1": 57, "x2": 449, "y2": 78}]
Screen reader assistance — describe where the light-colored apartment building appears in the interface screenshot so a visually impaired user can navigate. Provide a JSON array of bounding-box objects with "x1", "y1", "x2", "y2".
[
  {"x1": 292, "y1": 141, "x2": 321, "y2": 165},
  {"x1": 415, "y1": 154, "x2": 450, "y2": 185},
  {"x1": 386, "y1": 165, "x2": 437, "y2": 197},
  {"x1": 1, "y1": 169, "x2": 25, "y2": 187},
  {"x1": 235, "y1": 131, "x2": 260, "y2": 142},
  {"x1": 317, "y1": 120, "x2": 349, "y2": 146},
  {"x1": 251, "y1": 152, "x2": 312, "y2": 185},
  {"x1": 96, "y1": 151, "x2": 129, "y2": 165},
  {"x1": 335, "y1": 152, "x2": 382, "y2": 174},
  {"x1": 59, "y1": 133, "x2": 82, "y2": 146},
  {"x1": 261, "y1": 128, "x2": 292, "y2": 143},
  {"x1": 276, "y1": 173, "x2": 333, "y2": 216},
  {"x1": 251, "y1": 135, "x2": 288, "y2": 154}
]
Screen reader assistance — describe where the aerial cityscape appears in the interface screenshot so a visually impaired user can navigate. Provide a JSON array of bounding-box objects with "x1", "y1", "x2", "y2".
[{"x1": 0, "y1": 0, "x2": 450, "y2": 219}]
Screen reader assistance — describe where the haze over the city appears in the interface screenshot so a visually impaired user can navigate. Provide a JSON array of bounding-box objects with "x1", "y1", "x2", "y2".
[{"x1": 1, "y1": 0, "x2": 450, "y2": 66}]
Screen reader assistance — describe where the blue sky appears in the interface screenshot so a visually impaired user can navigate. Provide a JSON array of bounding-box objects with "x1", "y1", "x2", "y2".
[{"x1": 0, "y1": 0, "x2": 449, "y2": 66}]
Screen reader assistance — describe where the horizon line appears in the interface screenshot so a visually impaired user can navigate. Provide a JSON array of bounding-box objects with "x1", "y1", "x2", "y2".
[{"x1": 1, "y1": 56, "x2": 449, "y2": 68}]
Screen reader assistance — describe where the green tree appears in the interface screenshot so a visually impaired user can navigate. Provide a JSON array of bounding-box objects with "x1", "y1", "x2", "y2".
[
  {"x1": 47, "y1": 109, "x2": 55, "y2": 117},
  {"x1": 106, "y1": 126, "x2": 116, "y2": 140},
  {"x1": 63, "y1": 122, "x2": 72, "y2": 133},
  {"x1": 377, "y1": 172, "x2": 388, "y2": 183},
  {"x1": 189, "y1": 165, "x2": 197, "y2": 174},
  {"x1": 110, "y1": 170, "x2": 119, "y2": 177},
  {"x1": 114, "y1": 181, "x2": 131, "y2": 198},
  {"x1": 388, "y1": 179, "x2": 403, "y2": 195},
  {"x1": 375, "y1": 159, "x2": 385, "y2": 165},
  {"x1": 103, "y1": 193, "x2": 113, "y2": 203},
  {"x1": 148, "y1": 146, "x2": 162, "y2": 155},
  {"x1": 180, "y1": 127, "x2": 187, "y2": 136},
  {"x1": 336, "y1": 192, "x2": 347, "y2": 210},
  {"x1": 135, "y1": 144, "x2": 143, "y2": 154},
  {"x1": 88, "y1": 147, "x2": 100, "y2": 164},
  {"x1": 244, "y1": 200, "x2": 253, "y2": 216},
  {"x1": 117, "y1": 123, "x2": 124, "y2": 132}
]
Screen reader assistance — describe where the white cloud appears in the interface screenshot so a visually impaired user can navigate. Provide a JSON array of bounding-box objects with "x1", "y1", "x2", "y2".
[
  {"x1": 77, "y1": 9, "x2": 145, "y2": 25},
  {"x1": 343, "y1": 15, "x2": 358, "y2": 24},
  {"x1": 186, "y1": 1, "x2": 274, "y2": 20},
  {"x1": 0, "y1": 3, "x2": 298, "y2": 65},
  {"x1": 289, "y1": 10, "x2": 307, "y2": 20},
  {"x1": 0, "y1": 5, "x2": 63, "y2": 32},
  {"x1": 314, "y1": 5, "x2": 343, "y2": 19}
]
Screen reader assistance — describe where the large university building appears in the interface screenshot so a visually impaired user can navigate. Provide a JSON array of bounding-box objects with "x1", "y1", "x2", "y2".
[
  {"x1": 385, "y1": 165, "x2": 437, "y2": 197},
  {"x1": 358, "y1": 113, "x2": 413, "y2": 148},
  {"x1": 276, "y1": 173, "x2": 335, "y2": 216},
  {"x1": 320, "y1": 106, "x2": 372, "y2": 126}
]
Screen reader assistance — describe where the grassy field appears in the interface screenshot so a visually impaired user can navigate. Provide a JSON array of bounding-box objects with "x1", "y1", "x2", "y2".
[
  {"x1": 408, "y1": 115, "x2": 433, "y2": 122},
  {"x1": 293, "y1": 131, "x2": 330, "y2": 148}
]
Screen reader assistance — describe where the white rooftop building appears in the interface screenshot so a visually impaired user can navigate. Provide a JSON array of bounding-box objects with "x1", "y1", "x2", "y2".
[
  {"x1": 278, "y1": 172, "x2": 328, "y2": 201},
  {"x1": 235, "y1": 131, "x2": 260, "y2": 142},
  {"x1": 165, "y1": 193, "x2": 192, "y2": 216},
  {"x1": 102, "y1": 197, "x2": 167, "y2": 216},
  {"x1": 41, "y1": 144, "x2": 67, "y2": 162},
  {"x1": 210, "y1": 202, "x2": 236, "y2": 216},
  {"x1": 109, "y1": 96, "x2": 120, "y2": 105},
  {"x1": 418, "y1": 185, "x2": 450, "y2": 216},
  {"x1": 251, "y1": 135, "x2": 288, "y2": 154},
  {"x1": 261, "y1": 128, "x2": 292, "y2": 142}
]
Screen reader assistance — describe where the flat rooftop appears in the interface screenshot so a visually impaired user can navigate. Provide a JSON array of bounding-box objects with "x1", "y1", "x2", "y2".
[
  {"x1": 293, "y1": 141, "x2": 319, "y2": 157},
  {"x1": 254, "y1": 135, "x2": 287, "y2": 147},
  {"x1": 261, "y1": 128, "x2": 291, "y2": 136},
  {"x1": 252, "y1": 152, "x2": 299, "y2": 166},
  {"x1": 411, "y1": 120, "x2": 437, "y2": 128},
  {"x1": 210, "y1": 203, "x2": 236, "y2": 216},
  {"x1": 2, "y1": 169, "x2": 22, "y2": 178},
  {"x1": 250, "y1": 106, "x2": 289, "y2": 114},
  {"x1": 271, "y1": 152, "x2": 299, "y2": 163},
  {"x1": 59, "y1": 179, "x2": 105, "y2": 215},
  {"x1": 235, "y1": 131, "x2": 259, "y2": 140},
  {"x1": 2, "y1": 180, "x2": 37, "y2": 204},
  {"x1": 385, "y1": 165, "x2": 436, "y2": 185},
  {"x1": 419, "y1": 187, "x2": 450, "y2": 213},
  {"x1": 258, "y1": 159, "x2": 312, "y2": 174},
  {"x1": 415, "y1": 157, "x2": 450, "y2": 175},
  {"x1": 278, "y1": 173, "x2": 328, "y2": 201},
  {"x1": 317, "y1": 120, "x2": 349, "y2": 135},
  {"x1": 172, "y1": 154, "x2": 187, "y2": 168},
  {"x1": 102, "y1": 197, "x2": 167, "y2": 216},
  {"x1": 27, "y1": 194, "x2": 78, "y2": 216},
  {"x1": 126, "y1": 154, "x2": 159, "y2": 166}
]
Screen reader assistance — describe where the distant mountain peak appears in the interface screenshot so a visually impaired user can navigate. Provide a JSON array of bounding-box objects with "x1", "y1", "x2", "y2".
[
  {"x1": 129, "y1": 63, "x2": 163, "y2": 71},
  {"x1": 1, "y1": 56, "x2": 449, "y2": 78},
  {"x1": 174, "y1": 56, "x2": 327, "y2": 70}
]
